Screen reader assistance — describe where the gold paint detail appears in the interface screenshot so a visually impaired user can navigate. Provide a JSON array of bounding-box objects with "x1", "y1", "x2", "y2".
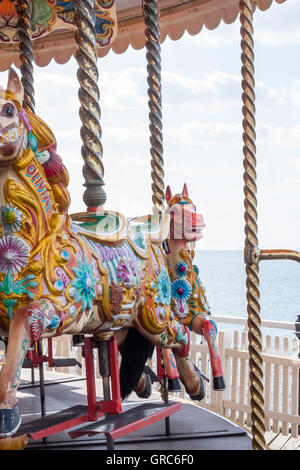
[
  {"x1": 138, "y1": 246, "x2": 173, "y2": 337},
  {"x1": 4, "y1": 177, "x2": 47, "y2": 248},
  {"x1": 0, "y1": 434, "x2": 28, "y2": 450}
]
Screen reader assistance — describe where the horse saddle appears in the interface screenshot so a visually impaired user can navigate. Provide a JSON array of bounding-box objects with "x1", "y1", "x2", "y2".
[{"x1": 71, "y1": 211, "x2": 170, "y2": 259}]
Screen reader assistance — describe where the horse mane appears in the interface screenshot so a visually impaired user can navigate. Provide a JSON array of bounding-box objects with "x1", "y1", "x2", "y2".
[{"x1": 25, "y1": 108, "x2": 71, "y2": 213}]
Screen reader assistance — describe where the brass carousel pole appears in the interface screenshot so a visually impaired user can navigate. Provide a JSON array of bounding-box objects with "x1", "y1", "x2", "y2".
[
  {"x1": 144, "y1": 0, "x2": 164, "y2": 213},
  {"x1": 240, "y1": 0, "x2": 266, "y2": 450},
  {"x1": 16, "y1": 0, "x2": 35, "y2": 113},
  {"x1": 73, "y1": 0, "x2": 112, "y2": 416},
  {"x1": 73, "y1": 0, "x2": 106, "y2": 210},
  {"x1": 144, "y1": 0, "x2": 171, "y2": 435},
  {"x1": 16, "y1": 0, "x2": 47, "y2": 425}
]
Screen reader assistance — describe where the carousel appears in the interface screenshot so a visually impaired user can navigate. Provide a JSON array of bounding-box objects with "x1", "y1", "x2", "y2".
[{"x1": 0, "y1": 0, "x2": 293, "y2": 452}]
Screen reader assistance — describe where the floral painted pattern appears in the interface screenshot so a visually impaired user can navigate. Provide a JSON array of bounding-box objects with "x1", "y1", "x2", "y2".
[
  {"x1": 156, "y1": 267, "x2": 171, "y2": 306},
  {"x1": 0, "y1": 235, "x2": 31, "y2": 274},
  {"x1": 117, "y1": 258, "x2": 136, "y2": 288},
  {"x1": 171, "y1": 278, "x2": 192, "y2": 320},
  {"x1": 71, "y1": 257, "x2": 97, "y2": 311},
  {"x1": 0, "y1": 272, "x2": 38, "y2": 318},
  {"x1": 28, "y1": 303, "x2": 61, "y2": 341},
  {"x1": 175, "y1": 261, "x2": 188, "y2": 278},
  {"x1": 171, "y1": 279, "x2": 192, "y2": 302},
  {"x1": 1, "y1": 204, "x2": 23, "y2": 234}
]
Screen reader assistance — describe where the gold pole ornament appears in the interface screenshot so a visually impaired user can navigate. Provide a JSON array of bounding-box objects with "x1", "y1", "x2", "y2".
[
  {"x1": 16, "y1": 0, "x2": 35, "y2": 113},
  {"x1": 73, "y1": 0, "x2": 106, "y2": 210},
  {"x1": 240, "y1": 0, "x2": 266, "y2": 450},
  {"x1": 144, "y1": 0, "x2": 164, "y2": 213}
]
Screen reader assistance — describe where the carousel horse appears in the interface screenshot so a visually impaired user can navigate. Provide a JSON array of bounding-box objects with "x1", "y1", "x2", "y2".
[
  {"x1": 163, "y1": 184, "x2": 225, "y2": 391},
  {"x1": 0, "y1": 69, "x2": 206, "y2": 438}
]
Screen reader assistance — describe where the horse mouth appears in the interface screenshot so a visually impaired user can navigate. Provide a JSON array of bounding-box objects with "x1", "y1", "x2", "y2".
[
  {"x1": 0, "y1": 125, "x2": 26, "y2": 163},
  {"x1": 187, "y1": 226, "x2": 203, "y2": 233},
  {"x1": 0, "y1": 124, "x2": 23, "y2": 145}
]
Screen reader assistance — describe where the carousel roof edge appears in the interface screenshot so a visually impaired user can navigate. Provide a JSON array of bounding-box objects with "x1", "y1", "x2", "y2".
[{"x1": 0, "y1": 0, "x2": 288, "y2": 70}]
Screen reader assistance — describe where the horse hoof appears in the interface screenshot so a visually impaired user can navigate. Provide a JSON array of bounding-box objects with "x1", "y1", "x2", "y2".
[
  {"x1": 136, "y1": 373, "x2": 152, "y2": 399},
  {"x1": 190, "y1": 376, "x2": 205, "y2": 402},
  {"x1": 167, "y1": 378, "x2": 182, "y2": 393},
  {"x1": 213, "y1": 376, "x2": 226, "y2": 391},
  {"x1": 0, "y1": 406, "x2": 22, "y2": 438}
]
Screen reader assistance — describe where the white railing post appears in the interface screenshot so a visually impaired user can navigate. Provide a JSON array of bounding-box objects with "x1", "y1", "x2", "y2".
[{"x1": 213, "y1": 330, "x2": 232, "y2": 414}]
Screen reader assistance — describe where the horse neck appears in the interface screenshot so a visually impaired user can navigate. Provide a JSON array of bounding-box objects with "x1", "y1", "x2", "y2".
[
  {"x1": 165, "y1": 237, "x2": 191, "y2": 278},
  {"x1": 4, "y1": 148, "x2": 57, "y2": 238}
]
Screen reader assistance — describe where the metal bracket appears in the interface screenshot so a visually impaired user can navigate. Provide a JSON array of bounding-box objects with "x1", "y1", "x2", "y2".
[{"x1": 244, "y1": 246, "x2": 261, "y2": 265}]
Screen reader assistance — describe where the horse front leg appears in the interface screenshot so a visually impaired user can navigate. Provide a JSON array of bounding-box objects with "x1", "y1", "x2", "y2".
[
  {"x1": 0, "y1": 298, "x2": 61, "y2": 437},
  {"x1": 134, "y1": 320, "x2": 204, "y2": 401},
  {"x1": 170, "y1": 326, "x2": 205, "y2": 401},
  {"x1": 191, "y1": 314, "x2": 225, "y2": 391},
  {"x1": 0, "y1": 305, "x2": 31, "y2": 437}
]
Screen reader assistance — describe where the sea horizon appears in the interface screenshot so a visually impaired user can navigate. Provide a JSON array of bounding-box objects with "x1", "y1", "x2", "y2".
[{"x1": 191, "y1": 250, "x2": 300, "y2": 341}]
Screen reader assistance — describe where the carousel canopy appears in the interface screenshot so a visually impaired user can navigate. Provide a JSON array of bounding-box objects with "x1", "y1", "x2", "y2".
[{"x1": 0, "y1": 0, "x2": 288, "y2": 70}]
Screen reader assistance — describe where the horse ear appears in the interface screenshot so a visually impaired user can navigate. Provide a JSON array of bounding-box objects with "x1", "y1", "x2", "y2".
[
  {"x1": 165, "y1": 185, "x2": 173, "y2": 204},
  {"x1": 182, "y1": 183, "x2": 189, "y2": 198},
  {"x1": 7, "y1": 68, "x2": 23, "y2": 105}
]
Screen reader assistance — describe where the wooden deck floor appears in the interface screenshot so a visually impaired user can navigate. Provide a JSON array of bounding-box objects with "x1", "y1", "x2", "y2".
[
  {"x1": 17, "y1": 370, "x2": 253, "y2": 451},
  {"x1": 265, "y1": 432, "x2": 300, "y2": 450}
]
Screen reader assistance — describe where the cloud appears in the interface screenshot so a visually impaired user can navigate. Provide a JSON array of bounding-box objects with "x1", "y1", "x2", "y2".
[
  {"x1": 255, "y1": 29, "x2": 300, "y2": 46},
  {"x1": 288, "y1": 81, "x2": 300, "y2": 106},
  {"x1": 257, "y1": 122, "x2": 300, "y2": 148},
  {"x1": 165, "y1": 120, "x2": 241, "y2": 148},
  {"x1": 34, "y1": 67, "x2": 148, "y2": 113},
  {"x1": 103, "y1": 124, "x2": 148, "y2": 144},
  {"x1": 182, "y1": 25, "x2": 239, "y2": 48}
]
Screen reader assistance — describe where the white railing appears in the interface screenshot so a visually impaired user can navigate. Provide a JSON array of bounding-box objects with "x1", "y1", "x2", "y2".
[
  {"x1": 184, "y1": 316, "x2": 300, "y2": 438},
  {"x1": 47, "y1": 316, "x2": 300, "y2": 439}
]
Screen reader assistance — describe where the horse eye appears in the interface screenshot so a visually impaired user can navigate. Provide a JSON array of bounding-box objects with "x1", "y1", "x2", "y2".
[{"x1": 4, "y1": 104, "x2": 15, "y2": 117}]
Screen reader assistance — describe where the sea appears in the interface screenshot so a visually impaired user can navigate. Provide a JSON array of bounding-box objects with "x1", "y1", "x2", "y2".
[{"x1": 193, "y1": 250, "x2": 300, "y2": 341}]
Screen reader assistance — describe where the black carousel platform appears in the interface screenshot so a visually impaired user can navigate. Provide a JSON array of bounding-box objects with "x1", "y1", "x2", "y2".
[{"x1": 17, "y1": 372, "x2": 253, "y2": 451}]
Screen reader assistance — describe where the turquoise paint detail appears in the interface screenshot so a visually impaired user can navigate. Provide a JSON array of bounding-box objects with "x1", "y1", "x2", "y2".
[
  {"x1": 0, "y1": 272, "x2": 38, "y2": 319},
  {"x1": 156, "y1": 267, "x2": 171, "y2": 306},
  {"x1": 71, "y1": 257, "x2": 97, "y2": 311}
]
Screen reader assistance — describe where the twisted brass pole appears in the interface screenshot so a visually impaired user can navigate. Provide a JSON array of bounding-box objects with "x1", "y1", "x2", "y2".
[
  {"x1": 240, "y1": 0, "x2": 266, "y2": 450},
  {"x1": 16, "y1": 0, "x2": 49, "y2": 425},
  {"x1": 144, "y1": 0, "x2": 164, "y2": 212},
  {"x1": 73, "y1": 0, "x2": 106, "y2": 210},
  {"x1": 16, "y1": 0, "x2": 35, "y2": 112}
]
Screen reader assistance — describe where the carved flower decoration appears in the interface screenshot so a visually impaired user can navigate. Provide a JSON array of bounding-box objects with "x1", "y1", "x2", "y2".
[
  {"x1": 71, "y1": 257, "x2": 97, "y2": 311},
  {"x1": 0, "y1": 235, "x2": 30, "y2": 274},
  {"x1": 175, "y1": 261, "x2": 188, "y2": 278},
  {"x1": 1, "y1": 204, "x2": 23, "y2": 234},
  {"x1": 171, "y1": 278, "x2": 192, "y2": 303},
  {"x1": 156, "y1": 267, "x2": 171, "y2": 306},
  {"x1": 117, "y1": 258, "x2": 136, "y2": 288}
]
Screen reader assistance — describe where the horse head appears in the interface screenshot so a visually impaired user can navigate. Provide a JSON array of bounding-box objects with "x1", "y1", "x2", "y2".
[
  {"x1": 0, "y1": 69, "x2": 72, "y2": 329},
  {"x1": 0, "y1": 68, "x2": 25, "y2": 165},
  {"x1": 166, "y1": 184, "x2": 205, "y2": 243}
]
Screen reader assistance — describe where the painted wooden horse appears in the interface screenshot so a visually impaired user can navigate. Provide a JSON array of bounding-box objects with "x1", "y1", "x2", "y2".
[
  {"x1": 163, "y1": 184, "x2": 225, "y2": 391},
  {"x1": 0, "y1": 69, "x2": 205, "y2": 438}
]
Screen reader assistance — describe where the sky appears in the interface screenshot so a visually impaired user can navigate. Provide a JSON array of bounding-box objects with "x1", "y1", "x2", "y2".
[{"x1": 3, "y1": 0, "x2": 300, "y2": 250}]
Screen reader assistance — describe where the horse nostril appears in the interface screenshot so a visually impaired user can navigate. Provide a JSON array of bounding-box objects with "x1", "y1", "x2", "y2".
[{"x1": 1, "y1": 146, "x2": 15, "y2": 158}]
